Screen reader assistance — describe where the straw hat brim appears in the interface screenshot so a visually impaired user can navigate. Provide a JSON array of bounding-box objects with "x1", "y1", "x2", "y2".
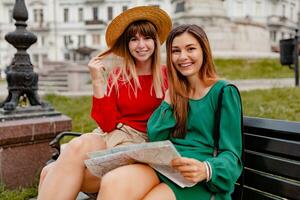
[{"x1": 105, "y1": 6, "x2": 172, "y2": 49}]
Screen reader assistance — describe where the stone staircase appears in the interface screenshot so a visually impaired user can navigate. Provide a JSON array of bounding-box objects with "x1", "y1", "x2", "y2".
[
  {"x1": 36, "y1": 61, "x2": 90, "y2": 93},
  {"x1": 37, "y1": 61, "x2": 69, "y2": 92}
]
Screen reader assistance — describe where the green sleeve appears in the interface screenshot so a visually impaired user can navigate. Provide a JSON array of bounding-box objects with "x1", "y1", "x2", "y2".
[
  {"x1": 147, "y1": 101, "x2": 176, "y2": 142},
  {"x1": 206, "y1": 86, "x2": 243, "y2": 193}
]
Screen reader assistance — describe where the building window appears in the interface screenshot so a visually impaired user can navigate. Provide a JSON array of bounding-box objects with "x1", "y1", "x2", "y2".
[
  {"x1": 236, "y1": 1, "x2": 243, "y2": 16},
  {"x1": 281, "y1": 32, "x2": 285, "y2": 39},
  {"x1": 64, "y1": 8, "x2": 69, "y2": 22},
  {"x1": 150, "y1": 5, "x2": 159, "y2": 8},
  {"x1": 271, "y1": 2, "x2": 276, "y2": 15},
  {"x1": 255, "y1": 1, "x2": 261, "y2": 16},
  {"x1": 34, "y1": 9, "x2": 44, "y2": 25},
  {"x1": 78, "y1": 8, "x2": 84, "y2": 22},
  {"x1": 34, "y1": 9, "x2": 38, "y2": 22},
  {"x1": 40, "y1": 9, "x2": 44, "y2": 24},
  {"x1": 64, "y1": 53, "x2": 70, "y2": 60},
  {"x1": 64, "y1": 35, "x2": 72, "y2": 47},
  {"x1": 282, "y1": 4, "x2": 286, "y2": 17},
  {"x1": 108, "y1": 6, "x2": 113, "y2": 21},
  {"x1": 175, "y1": 1, "x2": 185, "y2": 13},
  {"x1": 92, "y1": 34, "x2": 101, "y2": 45},
  {"x1": 41, "y1": 36, "x2": 45, "y2": 46},
  {"x1": 93, "y1": 7, "x2": 98, "y2": 20},
  {"x1": 9, "y1": 9, "x2": 13, "y2": 23},
  {"x1": 270, "y1": 31, "x2": 276, "y2": 42},
  {"x1": 122, "y1": 6, "x2": 128, "y2": 12},
  {"x1": 33, "y1": 54, "x2": 39, "y2": 63},
  {"x1": 290, "y1": 5, "x2": 294, "y2": 20},
  {"x1": 78, "y1": 35, "x2": 86, "y2": 47}
]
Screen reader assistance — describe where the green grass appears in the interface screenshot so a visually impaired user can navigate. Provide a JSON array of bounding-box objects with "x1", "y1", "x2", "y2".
[
  {"x1": 241, "y1": 87, "x2": 300, "y2": 121},
  {"x1": 44, "y1": 94, "x2": 97, "y2": 133},
  {"x1": 214, "y1": 58, "x2": 294, "y2": 79},
  {"x1": 0, "y1": 184, "x2": 37, "y2": 200}
]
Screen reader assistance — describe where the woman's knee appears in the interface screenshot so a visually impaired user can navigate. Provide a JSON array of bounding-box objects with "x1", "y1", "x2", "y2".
[
  {"x1": 40, "y1": 166, "x2": 48, "y2": 180},
  {"x1": 40, "y1": 162, "x2": 53, "y2": 179},
  {"x1": 60, "y1": 133, "x2": 106, "y2": 158},
  {"x1": 100, "y1": 169, "x2": 126, "y2": 192},
  {"x1": 39, "y1": 162, "x2": 55, "y2": 186}
]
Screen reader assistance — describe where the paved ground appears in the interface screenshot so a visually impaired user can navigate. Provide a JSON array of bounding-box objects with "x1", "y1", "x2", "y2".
[
  {"x1": 0, "y1": 78, "x2": 296, "y2": 98},
  {"x1": 230, "y1": 78, "x2": 295, "y2": 91}
]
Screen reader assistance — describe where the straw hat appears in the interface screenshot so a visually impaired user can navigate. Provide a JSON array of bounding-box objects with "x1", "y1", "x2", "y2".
[{"x1": 105, "y1": 6, "x2": 172, "y2": 49}]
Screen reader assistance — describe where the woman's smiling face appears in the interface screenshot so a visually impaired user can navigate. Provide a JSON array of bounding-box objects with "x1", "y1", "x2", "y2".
[
  {"x1": 128, "y1": 33, "x2": 155, "y2": 64},
  {"x1": 171, "y1": 32, "x2": 203, "y2": 79}
]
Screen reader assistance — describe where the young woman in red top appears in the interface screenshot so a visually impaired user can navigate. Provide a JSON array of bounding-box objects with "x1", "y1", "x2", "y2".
[{"x1": 37, "y1": 6, "x2": 171, "y2": 200}]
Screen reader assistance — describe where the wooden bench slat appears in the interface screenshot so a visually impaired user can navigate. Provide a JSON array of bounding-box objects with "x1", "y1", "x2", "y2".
[
  {"x1": 244, "y1": 150, "x2": 300, "y2": 180},
  {"x1": 244, "y1": 168, "x2": 300, "y2": 199},
  {"x1": 233, "y1": 186, "x2": 284, "y2": 200},
  {"x1": 245, "y1": 133, "x2": 300, "y2": 160},
  {"x1": 244, "y1": 117, "x2": 300, "y2": 135}
]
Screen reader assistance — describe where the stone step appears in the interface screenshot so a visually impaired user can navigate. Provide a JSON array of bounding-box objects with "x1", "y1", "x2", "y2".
[
  {"x1": 39, "y1": 81, "x2": 68, "y2": 87},
  {"x1": 39, "y1": 78, "x2": 68, "y2": 83},
  {"x1": 39, "y1": 76, "x2": 67, "y2": 81},
  {"x1": 36, "y1": 61, "x2": 89, "y2": 93},
  {"x1": 39, "y1": 85, "x2": 69, "y2": 92},
  {"x1": 39, "y1": 76, "x2": 67, "y2": 82},
  {"x1": 39, "y1": 72, "x2": 68, "y2": 77}
]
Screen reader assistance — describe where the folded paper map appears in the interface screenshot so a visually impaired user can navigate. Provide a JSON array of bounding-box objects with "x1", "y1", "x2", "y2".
[{"x1": 84, "y1": 140, "x2": 196, "y2": 188}]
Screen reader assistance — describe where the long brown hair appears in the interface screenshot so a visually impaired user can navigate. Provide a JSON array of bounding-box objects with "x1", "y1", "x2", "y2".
[
  {"x1": 166, "y1": 24, "x2": 218, "y2": 138},
  {"x1": 99, "y1": 20, "x2": 164, "y2": 98}
]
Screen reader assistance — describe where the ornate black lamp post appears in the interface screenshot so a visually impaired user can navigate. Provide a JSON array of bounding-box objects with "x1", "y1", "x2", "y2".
[
  {"x1": 0, "y1": 0, "x2": 44, "y2": 111},
  {"x1": 0, "y1": 1, "x2": 72, "y2": 189}
]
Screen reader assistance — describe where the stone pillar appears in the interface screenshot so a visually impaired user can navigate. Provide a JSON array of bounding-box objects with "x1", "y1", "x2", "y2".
[{"x1": 0, "y1": 109, "x2": 72, "y2": 189}]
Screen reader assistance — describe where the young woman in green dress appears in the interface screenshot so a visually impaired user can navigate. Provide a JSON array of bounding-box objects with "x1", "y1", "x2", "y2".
[{"x1": 98, "y1": 24, "x2": 243, "y2": 200}]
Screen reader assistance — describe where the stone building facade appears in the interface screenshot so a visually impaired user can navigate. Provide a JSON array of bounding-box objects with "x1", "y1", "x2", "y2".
[
  {"x1": 0, "y1": 0, "x2": 299, "y2": 68},
  {"x1": 172, "y1": 0, "x2": 299, "y2": 56}
]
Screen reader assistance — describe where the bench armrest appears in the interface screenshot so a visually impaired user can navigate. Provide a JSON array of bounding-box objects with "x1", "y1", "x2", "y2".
[{"x1": 48, "y1": 132, "x2": 82, "y2": 162}]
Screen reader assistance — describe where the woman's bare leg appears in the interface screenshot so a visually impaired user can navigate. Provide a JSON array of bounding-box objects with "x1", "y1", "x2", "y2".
[
  {"x1": 143, "y1": 183, "x2": 176, "y2": 200},
  {"x1": 39, "y1": 162, "x2": 101, "y2": 193},
  {"x1": 80, "y1": 168, "x2": 101, "y2": 192},
  {"x1": 37, "y1": 133, "x2": 106, "y2": 200},
  {"x1": 99, "y1": 164, "x2": 167, "y2": 200},
  {"x1": 38, "y1": 162, "x2": 54, "y2": 192}
]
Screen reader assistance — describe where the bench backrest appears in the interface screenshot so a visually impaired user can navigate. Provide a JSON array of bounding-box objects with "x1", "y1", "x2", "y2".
[{"x1": 233, "y1": 116, "x2": 300, "y2": 200}]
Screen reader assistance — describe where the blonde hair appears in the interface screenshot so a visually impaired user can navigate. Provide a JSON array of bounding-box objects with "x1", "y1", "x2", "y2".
[
  {"x1": 166, "y1": 24, "x2": 218, "y2": 138},
  {"x1": 99, "y1": 20, "x2": 165, "y2": 98}
]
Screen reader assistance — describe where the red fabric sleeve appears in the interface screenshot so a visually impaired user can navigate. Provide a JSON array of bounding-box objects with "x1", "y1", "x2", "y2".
[{"x1": 91, "y1": 85, "x2": 120, "y2": 132}]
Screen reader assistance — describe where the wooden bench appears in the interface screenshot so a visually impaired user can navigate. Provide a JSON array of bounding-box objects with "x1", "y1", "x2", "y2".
[
  {"x1": 49, "y1": 116, "x2": 300, "y2": 200},
  {"x1": 233, "y1": 116, "x2": 300, "y2": 200}
]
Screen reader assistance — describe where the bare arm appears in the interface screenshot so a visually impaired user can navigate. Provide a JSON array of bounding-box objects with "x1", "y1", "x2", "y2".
[
  {"x1": 164, "y1": 89, "x2": 171, "y2": 104},
  {"x1": 87, "y1": 56, "x2": 107, "y2": 98}
]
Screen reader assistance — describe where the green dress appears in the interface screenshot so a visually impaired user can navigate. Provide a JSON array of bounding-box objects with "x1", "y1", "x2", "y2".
[{"x1": 147, "y1": 80, "x2": 243, "y2": 200}]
